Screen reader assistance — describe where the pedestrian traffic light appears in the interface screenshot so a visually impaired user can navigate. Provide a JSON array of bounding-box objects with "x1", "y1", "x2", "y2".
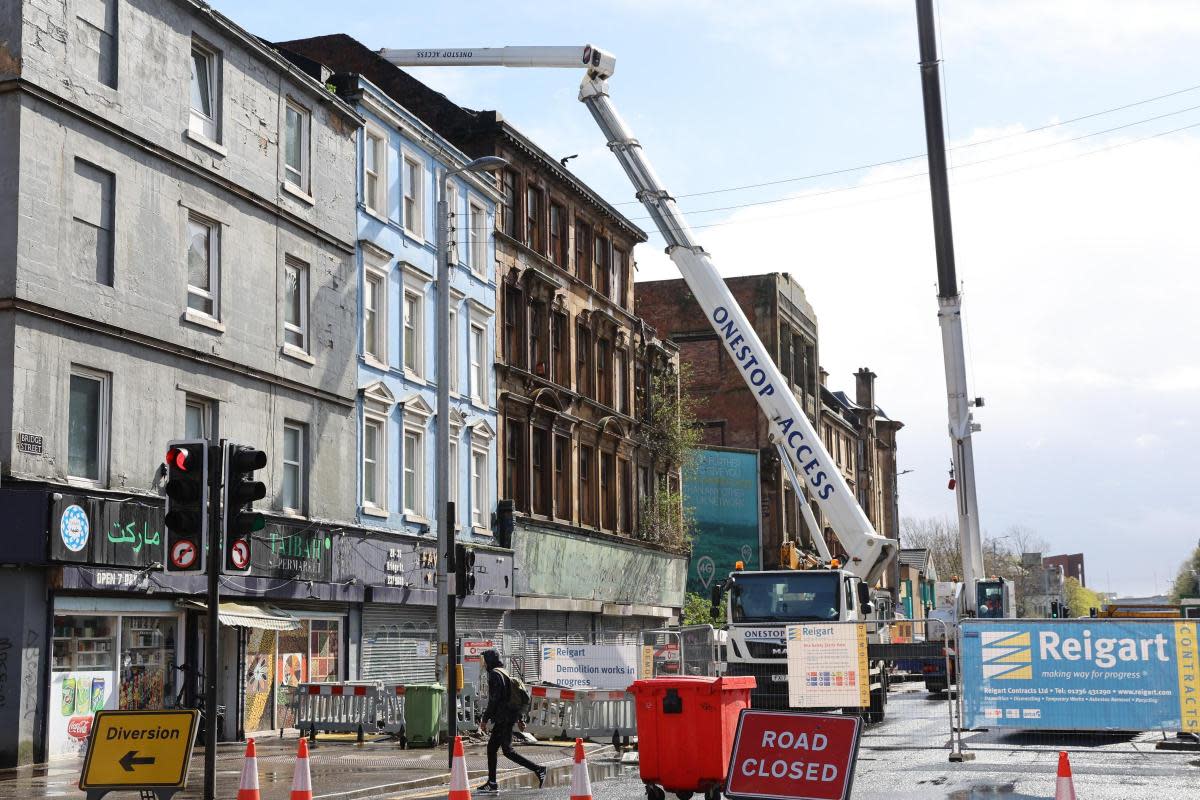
[
  {"x1": 163, "y1": 439, "x2": 208, "y2": 573},
  {"x1": 454, "y1": 543, "x2": 475, "y2": 599},
  {"x1": 222, "y1": 442, "x2": 266, "y2": 573}
]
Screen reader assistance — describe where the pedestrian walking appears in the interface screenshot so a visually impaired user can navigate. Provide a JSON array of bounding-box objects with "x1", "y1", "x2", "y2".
[{"x1": 477, "y1": 649, "x2": 546, "y2": 792}]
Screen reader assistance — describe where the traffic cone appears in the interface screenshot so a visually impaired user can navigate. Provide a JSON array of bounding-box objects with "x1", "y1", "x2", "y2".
[
  {"x1": 237, "y1": 739, "x2": 261, "y2": 800},
  {"x1": 291, "y1": 737, "x2": 313, "y2": 800},
  {"x1": 570, "y1": 738, "x2": 592, "y2": 800},
  {"x1": 1055, "y1": 751, "x2": 1076, "y2": 800},
  {"x1": 449, "y1": 735, "x2": 471, "y2": 800}
]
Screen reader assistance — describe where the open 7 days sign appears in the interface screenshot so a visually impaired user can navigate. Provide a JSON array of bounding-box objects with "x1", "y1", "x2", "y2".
[{"x1": 725, "y1": 710, "x2": 862, "y2": 800}]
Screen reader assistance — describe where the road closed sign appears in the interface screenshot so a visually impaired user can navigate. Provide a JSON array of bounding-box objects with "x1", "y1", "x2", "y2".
[
  {"x1": 80, "y1": 709, "x2": 199, "y2": 794},
  {"x1": 725, "y1": 710, "x2": 862, "y2": 800}
]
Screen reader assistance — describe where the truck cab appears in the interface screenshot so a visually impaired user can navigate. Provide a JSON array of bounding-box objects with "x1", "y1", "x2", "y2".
[{"x1": 711, "y1": 567, "x2": 887, "y2": 719}]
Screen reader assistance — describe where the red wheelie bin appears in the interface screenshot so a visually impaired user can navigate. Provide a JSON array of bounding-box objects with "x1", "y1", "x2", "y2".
[{"x1": 628, "y1": 676, "x2": 756, "y2": 800}]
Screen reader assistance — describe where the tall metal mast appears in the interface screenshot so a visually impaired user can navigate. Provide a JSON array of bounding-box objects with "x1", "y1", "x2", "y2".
[{"x1": 914, "y1": 0, "x2": 986, "y2": 590}]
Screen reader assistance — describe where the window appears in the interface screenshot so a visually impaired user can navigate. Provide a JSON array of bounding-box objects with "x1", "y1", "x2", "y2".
[
  {"x1": 778, "y1": 324, "x2": 794, "y2": 382},
  {"x1": 532, "y1": 427, "x2": 550, "y2": 516},
  {"x1": 363, "y1": 129, "x2": 385, "y2": 215},
  {"x1": 579, "y1": 445, "x2": 594, "y2": 526},
  {"x1": 363, "y1": 269, "x2": 385, "y2": 362},
  {"x1": 309, "y1": 620, "x2": 341, "y2": 682},
  {"x1": 362, "y1": 416, "x2": 384, "y2": 510},
  {"x1": 284, "y1": 257, "x2": 309, "y2": 351},
  {"x1": 283, "y1": 421, "x2": 305, "y2": 513},
  {"x1": 597, "y1": 338, "x2": 611, "y2": 407},
  {"x1": 576, "y1": 323, "x2": 593, "y2": 399},
  {"x1": 505, "y1": 419, "x2": 527, "y2": 512},
  {"x1": 470, "y1": 323, "x2": 486, "y2": 401},
  {"x1": 448, "y1": 309, "x2": 459, "y2": 393},
  {"x1": 503, "y1": 287, "x2": 524, "y2": 368},
  {"x1": 574, "y1": 218, "x2": 592, "y2": 284},
  {"x1": 403, "y1": 155, "x2": 424, "y2": 236},
  {"x1": 284, "y1": 102, "x2": 310, "y2": 191},
  {"x1": 615, "y1": 349, "x2": 629, "y2": 415},
  {"x1": 600, "y1": 451, "x2": 615, "y2": 530},
  {"x1": 635, "y1": 362, "x2": 647, "y2": 419},
  {"x1": 189, "y1": 42, "x2": 219, "y2": 141},
  {"x1": 498, "y1": 169, "x2": 517, "y2": 237},
  {"x1": 554, "y1": 434, "x2": 571, "y2": 519},
  {"x1": 184, "y1": 395, "x2": 213, "y2": 440},
  {"x1": 446, "y1": 183, "x2": 460, "y2": 264},
  {"x1": 74, "y1": 0, "x2": 118, "y2": 88},
  {"x1": 403, "y1": 291, "x2": 421, "y2": 375},
  {"x1": 468, "y1": 201, "x2": 487, "y2": 274},
  {"x1": 614, "y1": 248, "x2": 628, "y2": 307},
  {"x1": 594, "y1": 235, "x2": 611, "y2": 297},
  {"x1": 72, "y1": 159, "x2": 115, "y2": 286},
  {"x1": 472, "y1": 449, "x2": 488, "y2": 528},
  {"x1": 619, "y1": 459, "x2": 633, "y2": 534},
  {"x1": 68, "y1": 367, "x2": 108, "y2": 483},
  {"x1": 403, "y1": 429, "x2": 423, "y2": 515},
  {"x1": 529, "y1": 302, "x2": 547, "y2": 377},
  {"x1": 549, "y1": 201, "x2": 567, "y2": 266},
  {"x1": 524, "y1": 186, "x2": 543, "y2": 252},
  {"x1": 551, "y1": 311, "x2": 569, "y2": 385},
  {"x1": 187, "y1": 214, "x2": 219, "y2": 318},
  {"x1": 449, "y1": 437, "x2": 460, "y2": 521}
]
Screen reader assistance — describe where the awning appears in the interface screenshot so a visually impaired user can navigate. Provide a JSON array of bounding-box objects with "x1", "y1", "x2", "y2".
[{"x1": 177, "y1": 600, "x2": 301, "y2": 631}]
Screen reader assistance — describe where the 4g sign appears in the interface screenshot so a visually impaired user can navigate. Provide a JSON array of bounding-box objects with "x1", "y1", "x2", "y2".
[{"x1": 725, "y1": 710, "x2": 862, "y2": 800}]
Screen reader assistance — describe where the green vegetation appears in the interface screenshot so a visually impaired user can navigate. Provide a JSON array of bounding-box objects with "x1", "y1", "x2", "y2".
[
  {"x1": 1064, "y1": 577, "x2": 1105, "y2": 617},
  {"x1": 1169, "y1": 544, "x2": 1200, "y2": 603},
  {"x1": 682, "y1": 591, "x2": 726, "y2": 626}
]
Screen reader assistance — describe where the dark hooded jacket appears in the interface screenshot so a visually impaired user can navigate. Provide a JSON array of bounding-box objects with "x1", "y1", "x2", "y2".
[{"x1": 481, "y1": 649, "x2": 511, "y2": 724}]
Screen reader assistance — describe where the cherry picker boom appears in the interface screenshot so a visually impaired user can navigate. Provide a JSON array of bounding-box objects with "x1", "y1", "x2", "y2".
[{"x1": 378, "y1": 44, "x2": 898, "y2": 587}]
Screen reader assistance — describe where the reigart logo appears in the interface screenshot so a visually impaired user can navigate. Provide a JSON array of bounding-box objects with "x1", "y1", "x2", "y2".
[{"x1": 981, "y1": 630, "x2": 1033, "y2": 680}]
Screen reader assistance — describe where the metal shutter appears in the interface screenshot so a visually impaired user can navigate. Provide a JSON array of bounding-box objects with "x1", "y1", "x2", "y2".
[{"x1": 360, "y1": 605, "x2": 437, "y2": 685}]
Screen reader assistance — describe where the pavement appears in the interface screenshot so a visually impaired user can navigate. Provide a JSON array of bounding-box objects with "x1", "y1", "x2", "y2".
[
  {"x1": 0, "y1": 733, "x2": 609, "y2": 800},
  {"x1": 4, "y1": 686, "x2": 1198, "y2": 799}
]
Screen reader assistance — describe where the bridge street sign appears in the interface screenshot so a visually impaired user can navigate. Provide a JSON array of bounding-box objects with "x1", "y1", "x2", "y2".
[{"x1": 79, "y1": 710, "x2": 199, "y2": 800}]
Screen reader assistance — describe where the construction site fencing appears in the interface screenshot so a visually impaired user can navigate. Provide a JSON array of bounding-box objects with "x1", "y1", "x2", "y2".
[
  {"x1": 523, "y1": 685, "x2": 637, "y2": 741},
  {"x1": 295, "y1": 682, "x2": 385, "y2": 739}
]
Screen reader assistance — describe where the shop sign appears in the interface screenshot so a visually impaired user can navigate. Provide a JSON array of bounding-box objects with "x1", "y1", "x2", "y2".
[
  {"x1": 255, "y1": 523, "x2": 333, "y2": 582},
  {"x1": 725, "y1": 710, "x2": 862, "y2": 800},
  {"x1": 51, "y1": 496, "x2": 166, "y2": 568},
  {"x1": 79, "y1": 709, "x2": 199, "y2": 794}
]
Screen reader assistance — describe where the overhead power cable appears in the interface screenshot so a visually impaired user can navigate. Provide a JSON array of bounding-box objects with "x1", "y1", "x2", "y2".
[{"x1": 613, "y1": 80, "x2": 1200, "y2": 204}]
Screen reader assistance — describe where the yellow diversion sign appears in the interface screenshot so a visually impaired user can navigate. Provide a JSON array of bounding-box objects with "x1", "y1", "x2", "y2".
[{"x1": 80, "y1": 710, "x2": 199, "y2": 793}]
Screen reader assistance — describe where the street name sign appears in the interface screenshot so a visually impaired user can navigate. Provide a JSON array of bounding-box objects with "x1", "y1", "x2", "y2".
[
  {"x1": 725, "y1": 710, "x2": 862, "y2": 800},
  {"x1": 79, "y1": 709, "x2": 199, "y2": 800}
]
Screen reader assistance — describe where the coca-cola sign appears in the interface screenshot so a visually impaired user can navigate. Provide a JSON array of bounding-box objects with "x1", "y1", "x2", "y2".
[{"x1": 67, "y1": 716, "x2": 93, "y2": 740}]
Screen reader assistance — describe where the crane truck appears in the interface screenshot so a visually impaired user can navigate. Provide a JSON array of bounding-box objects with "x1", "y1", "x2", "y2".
[{"x1": 378, "y1": 43, "x2": 899, "y2": 718}]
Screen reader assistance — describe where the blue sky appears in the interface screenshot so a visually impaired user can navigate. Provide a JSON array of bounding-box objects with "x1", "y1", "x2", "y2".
[{"x1": 221, "y1": 0, "x2": 1200, "y2": 597}]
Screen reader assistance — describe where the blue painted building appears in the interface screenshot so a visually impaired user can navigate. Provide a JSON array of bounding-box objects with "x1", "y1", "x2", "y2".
[{"x1": 318, "y1": 70, "x2": 511, "y2": 677}]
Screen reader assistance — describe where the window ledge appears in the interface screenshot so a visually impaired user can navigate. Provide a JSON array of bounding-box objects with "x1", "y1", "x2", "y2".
[
  {"x1": 362, "y1": 506, "x2": 389, "y2": 519},
  {"x1": 403, "y1": 227, "x2": 425, "y2": 245},
  {"x1": 282, "y1": 181, "x2": 315, "y2": 206},
  {"x1": 281, "y1": 344, "x2": 316, "y2": 366},
  {"x1": 182, "y1": 308, "x2": 226, "y2": 333},
  {"x1": 363, "y1": 206, "x2": 390, "y2": 225},
  {"x1": 363, "y1": 354, "x2": 390, "y2": 372},
  {"x1": 405, "y1": 513, "x2": 431, "y2": 527},
  {"x1": 472, "y1": 526, "x2": 493, "y2": 538},
  {"x1": 403, "y1": 369, "x2": 427, "y2": 385},
  {"x1": 185, "y1": 128, "x2": 228, "y2": 158}
]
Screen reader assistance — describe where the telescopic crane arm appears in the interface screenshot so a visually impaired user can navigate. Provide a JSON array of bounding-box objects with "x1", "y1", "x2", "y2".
[{"x1": 380, "y1": 45, "x2": 898, "y2": 584}]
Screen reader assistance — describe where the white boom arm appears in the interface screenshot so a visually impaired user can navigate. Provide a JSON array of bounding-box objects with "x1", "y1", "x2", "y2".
[{"x1": 380, "y1": 45, "x2": 897, "y2": 584}]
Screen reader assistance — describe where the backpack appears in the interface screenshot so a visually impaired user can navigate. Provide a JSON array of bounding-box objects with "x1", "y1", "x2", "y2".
[{"x1": 494, "y1": 668, "x2": 531, "y2": 715}]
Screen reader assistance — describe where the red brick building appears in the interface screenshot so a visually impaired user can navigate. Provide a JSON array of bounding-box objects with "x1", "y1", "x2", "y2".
[{"x1": 1043, "y1": 553, "x2": 1086, "y2": 586}]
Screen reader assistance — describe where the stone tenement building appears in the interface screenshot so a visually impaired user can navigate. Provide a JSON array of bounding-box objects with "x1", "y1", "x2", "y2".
[
  {"x1": 637, "y1": 273, "x2": 904, "y2": 593},
  {"x1": 274, "y1": 34, "x2": 688, "y2": 636}
]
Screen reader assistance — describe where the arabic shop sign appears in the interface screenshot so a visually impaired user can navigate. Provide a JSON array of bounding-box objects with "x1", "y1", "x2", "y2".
[
  {"x1": 254, "y1": 524, "x2": 333, "y2": 582},
  {"x1": 51, "y1": 496, "x2": 165, "y2": 568}
]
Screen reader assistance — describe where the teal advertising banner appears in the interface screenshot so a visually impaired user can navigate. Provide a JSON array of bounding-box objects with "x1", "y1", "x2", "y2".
[{"x1": 684, "y1": 448, "x2": 760, "y2": 594}]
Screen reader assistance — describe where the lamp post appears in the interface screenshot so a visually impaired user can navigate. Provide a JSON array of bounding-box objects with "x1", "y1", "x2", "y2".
[{"x1": 435, "y1": 155, "x2": 507, "y2": 767}]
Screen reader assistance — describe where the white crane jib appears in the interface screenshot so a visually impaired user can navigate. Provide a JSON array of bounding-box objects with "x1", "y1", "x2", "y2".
[{"x1": 379, "y1": 45, "x2": 898, "y2": 584}]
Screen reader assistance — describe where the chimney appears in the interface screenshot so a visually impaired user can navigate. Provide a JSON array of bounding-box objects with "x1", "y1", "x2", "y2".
[
  {"x1": 818, "y1": 367, "x2": 828, "y2": 387},
  {"x1": 856, "y1": 367, "x2": 877, "y2": 410}
]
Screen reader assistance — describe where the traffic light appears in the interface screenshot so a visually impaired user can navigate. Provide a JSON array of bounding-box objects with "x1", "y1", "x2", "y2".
[
  {"x1": 1050, "y1": 600, "x2": 1060, "y2": 618},
  {"x1": 454, "y1": 543, "x2": 475, "y2": 599},
  {"x1": 222, "y1": 443, "x2": 266, "y2": 573},
  {"x1": 163, "y1": 439, "x2": 208, "y2": 572}
]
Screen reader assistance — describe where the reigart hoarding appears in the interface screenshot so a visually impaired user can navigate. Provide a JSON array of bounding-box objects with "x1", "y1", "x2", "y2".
[
  {"x1": 961, "y1": 619, "x2": 1200, "y2": 732},
  {"x1": 685, "y1": 448, "x2": 760, "y2": 594},
  {"x1": 539, "y1": 643, "x2": 639, "y2": 689}
]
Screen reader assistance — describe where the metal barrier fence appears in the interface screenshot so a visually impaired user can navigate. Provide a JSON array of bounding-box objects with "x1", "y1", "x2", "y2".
[{"x1": 524, "y1": 685, "x2": 637, "y2": 740}]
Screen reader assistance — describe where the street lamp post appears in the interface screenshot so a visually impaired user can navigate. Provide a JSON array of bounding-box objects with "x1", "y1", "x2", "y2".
[{"x1": 435, "y1": 155, "x2": 507, "y2": 767}]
